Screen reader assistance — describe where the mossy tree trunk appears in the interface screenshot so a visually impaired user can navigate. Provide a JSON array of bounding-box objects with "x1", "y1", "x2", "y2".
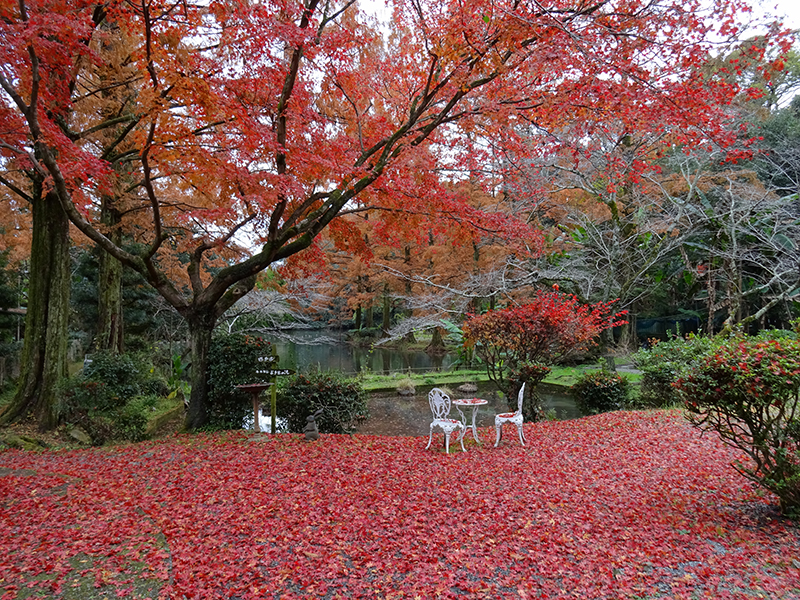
[
  {"x1": 185, "y1": 313, "x2": 214, "y2": 430},
  {"x1": 181, "y1": 276, "x2": 255, "y2": 430},
  {"x1": 0, "y1": 188, "x2": 70, "y2": 430}
]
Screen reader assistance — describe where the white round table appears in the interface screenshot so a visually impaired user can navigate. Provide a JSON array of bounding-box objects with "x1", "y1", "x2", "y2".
[{"x1": 453, "y1": 398, "x2": 489, "y2": 443}]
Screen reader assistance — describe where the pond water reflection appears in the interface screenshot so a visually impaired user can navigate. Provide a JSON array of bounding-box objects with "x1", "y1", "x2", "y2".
[
  {"x1": 357, "y1": 382, "x2": 580, "y2": 437},
  {"x1": 265, "y1": 330, "x2": 458, "y2": 375}
]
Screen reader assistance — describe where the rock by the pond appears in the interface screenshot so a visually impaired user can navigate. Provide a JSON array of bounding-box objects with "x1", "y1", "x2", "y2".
[{"x1": 458, "y1": 383, "x2": 478, "y2": 393}]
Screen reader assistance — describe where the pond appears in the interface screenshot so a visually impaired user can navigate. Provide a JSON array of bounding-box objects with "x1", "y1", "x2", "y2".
[
  {"x1": 248, "y1": 381, "x2": 580, "y2": 436},
  {"x1": 356, "y1": 382, "x2": 581, "y2": 437},
  {"x1": 252, "y1": 330, "x2": 582, "y2": 435}
]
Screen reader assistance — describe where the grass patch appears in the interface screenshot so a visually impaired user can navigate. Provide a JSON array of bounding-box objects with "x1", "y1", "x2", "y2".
[
  {"x1": 359, "y1": 361, "x2": 641, "y2": 392},
  {"x1": 359, "y1": 369, "x2": 490, "y2": 392}
]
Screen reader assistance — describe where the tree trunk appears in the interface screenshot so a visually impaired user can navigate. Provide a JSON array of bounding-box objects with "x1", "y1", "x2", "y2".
[
  {"x1": 354, "y1": 304, "x2": 362, "y2": 330},
  {"x1": 93, "y1": 17, "x2": 129, "y2": 354},
  {"x1": 184, "y1": 313, "x2": 215, "y2": 430},
  {"x1": 616, "y1": 312, "x2": 637, "y2": 350},
  {"x1": 382, "y1": 292, "x2": 391, "y2": 336},
  {"x1": 365, "y1": 304, "x2": 374, "y2": 329},
  {"x1": 0, "y1": 190, "x2": 71, "y2": 430},
  {"x1": 402, "y1": 246, "x2": 415, "y2": 342},
  {"x1": 426, "y1": 326, "x2": 446, "y2": 354},
  {"x1": 94, "y1": 202, "x2": 124, "y2": 353}
]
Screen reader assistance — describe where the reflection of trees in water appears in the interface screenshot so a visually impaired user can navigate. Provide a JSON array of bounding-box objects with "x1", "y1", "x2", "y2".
[{"x1": 264, "y1": 329, "x2": 457, "y2": 375}]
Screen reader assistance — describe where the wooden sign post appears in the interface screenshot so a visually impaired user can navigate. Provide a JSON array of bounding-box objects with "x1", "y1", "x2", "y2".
[{"x1": 235, "y1": 382, "x2": 273, "y2": 433}]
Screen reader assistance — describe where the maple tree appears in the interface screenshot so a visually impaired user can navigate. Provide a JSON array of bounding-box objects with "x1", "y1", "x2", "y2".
[
  {"x1": 463, "y1": 289, "x2": 626, "y2": 404},
  {"x1": 1, "y1": 411, "x2": 799, "y2": 598},
  {"x1": 0, "y1": 0, "x2": 789, "y2": 429}
]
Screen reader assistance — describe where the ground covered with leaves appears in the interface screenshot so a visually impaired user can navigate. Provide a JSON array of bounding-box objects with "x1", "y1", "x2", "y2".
[{"x1": 1, "y1": 410, "x2": 798, "y2": 599}]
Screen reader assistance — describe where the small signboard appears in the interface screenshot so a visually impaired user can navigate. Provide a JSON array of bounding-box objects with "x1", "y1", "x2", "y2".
[{"x1": 256, "y1": 368, "x2": 295, "y2": 377}]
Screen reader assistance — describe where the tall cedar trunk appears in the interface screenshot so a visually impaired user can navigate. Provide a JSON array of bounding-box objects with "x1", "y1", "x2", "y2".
[
  {"x1": 95, "y1": 201, "x2": 124, "y2": 353},
  {"x1": 93, "y1": 19, "x2": 128, "y2": 354},
  {"x1": 365, "y1": 304, "x2": 374, "y2": 329},
  {"x1": 185, "y1": 313, "x2": 215, "y2": 430},
  {"x1": 0, "y1": 189, "x2": 70, "y2": 429}
]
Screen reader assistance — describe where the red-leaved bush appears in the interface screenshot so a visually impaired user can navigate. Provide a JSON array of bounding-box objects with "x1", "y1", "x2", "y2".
[
  {"x1": 675, "y1": 335, "x2": 800, "y2": 518},
  {"x1": 1, "y1": 411, "x2": 798, "y2": 599},
  {"x1": 462, "y1": 290, "x2": 627, "y2": 409}
]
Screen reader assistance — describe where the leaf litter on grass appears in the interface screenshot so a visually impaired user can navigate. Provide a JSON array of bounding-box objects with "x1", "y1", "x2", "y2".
[{"x1": 1, "y1": 410, "x2": 798, "y2": 599}]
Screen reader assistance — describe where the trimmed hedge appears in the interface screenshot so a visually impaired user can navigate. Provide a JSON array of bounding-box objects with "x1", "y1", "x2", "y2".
[{"x1": 570, "y1": 369, "x2": 630, "y2": 416}]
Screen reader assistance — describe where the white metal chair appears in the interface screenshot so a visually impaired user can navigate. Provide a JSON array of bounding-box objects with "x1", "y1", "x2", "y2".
[
  {"x1": 495, "y1": 383, "x2": 526, "y2": 447},
  {"x1": 426, "y1": 388, "x2": 466, "y2": 453}
]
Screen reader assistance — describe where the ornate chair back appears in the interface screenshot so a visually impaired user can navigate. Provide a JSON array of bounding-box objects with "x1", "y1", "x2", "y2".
[
  {"x1": 512, "y1": 383, "x2": 526, "y2": 417},
  {"x1": 428, "y1": 388, "x2": 452, "y2": 420},
  {"x1": 426, "y1": 387, "x2": 465, "y2": 453}
]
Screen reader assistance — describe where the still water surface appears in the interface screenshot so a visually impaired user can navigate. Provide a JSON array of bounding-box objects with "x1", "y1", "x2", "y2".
[{"x1": 266, "y1": 329, "x2": 458, "y2": 375}]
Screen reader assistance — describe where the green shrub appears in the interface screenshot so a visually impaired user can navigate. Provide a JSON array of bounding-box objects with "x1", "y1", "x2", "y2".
[
  {"x1": 570, "y1": 369, "x2": 630, "y2": 416},
  {"x1": 277, "y1": 370, "x2": 368, "y2": 434},
  {"x1": 207, "y1": 332, "x2": 275, "y2": 429},
  {"x1": 58, "y1": 352, "x2": 159, "y2": 444},
  {"x1": 81, "y1": 352, "x2": 141, "y2": 409},
  {"x1": 631, "y1": 334, "x2": 721, "y2": 407},
  {"x1": 115, "y1": 394, "x2": 159, "y2": 441},
  {"x1": 675, "y1": 334, "x2": 800, "y2": 518}
]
